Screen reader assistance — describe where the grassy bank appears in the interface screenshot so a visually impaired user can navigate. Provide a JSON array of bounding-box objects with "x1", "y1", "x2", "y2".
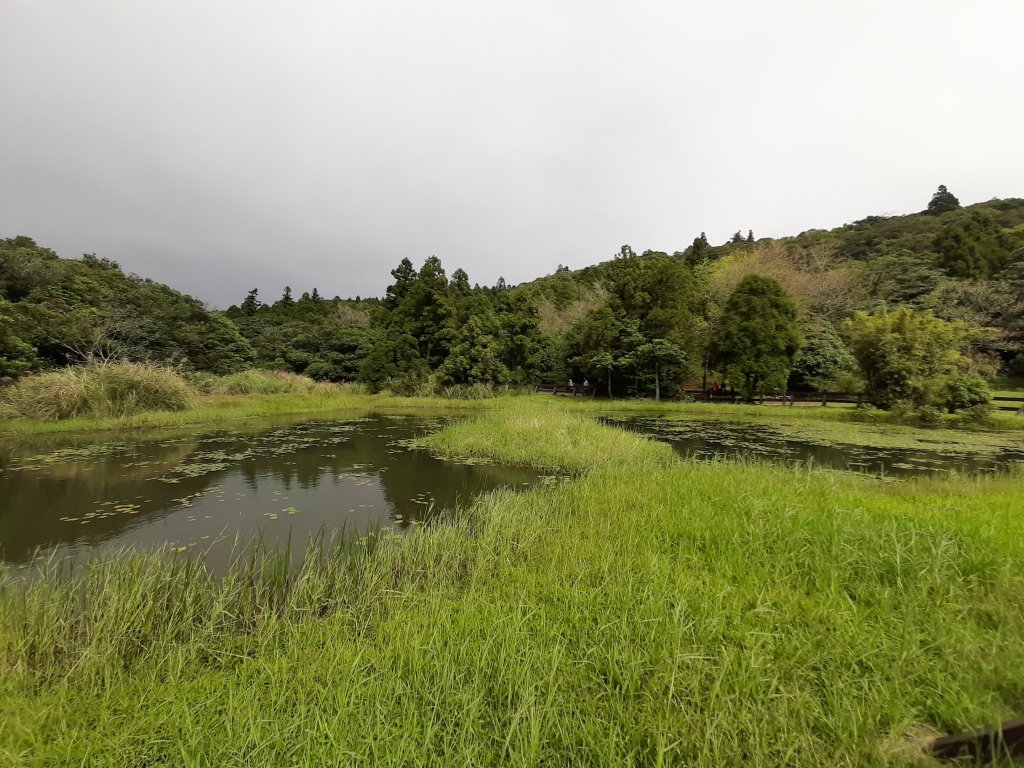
[
  {"x1": 0, "y1": 391, "x2": 489, "y2": 436},
  {"x1": 5, "y1": 389, "x2": 1024, "y2": 439},
  {"x1": 3, "y1": 402, "x2": 1024, "y2": 765}
]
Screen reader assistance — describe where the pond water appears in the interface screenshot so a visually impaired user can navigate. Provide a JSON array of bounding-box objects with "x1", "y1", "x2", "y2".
[
  {"x1": 0, "y1": 414, "x2": 541, "y2": 570},
  {"x1": 606, "y1": 416, "x2": 1024, "y2": 478}
]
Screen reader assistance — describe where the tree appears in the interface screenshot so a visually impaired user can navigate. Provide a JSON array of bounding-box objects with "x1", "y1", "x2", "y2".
[
  {"x1": 384, "y1": 258, "x2": 417, "y2": 310},
  {"x1": 0, "y1": 296, "x2": 36, "y2": 377},
  {"x1": 358, "y1": 332, "x2": 425, "y2": 392},
  {"x1": 933, "y1": 211, "x2": 1015, "y2": 278},
  {"x1": 436, "y1": 315, "x2": 510, "y2": 386},
  {"x1": 788, "y1": 318, "x2": 856, "y2": 391},
  {"x1": 685, "y1": 232, "x2": 710, "y2": 266},
  {"x1": 568, "y1": 306, "x2": 623, "y2": 395},
  {"x1": 926, "y1": 184, "x2": 961, "y2": 215},
  {"x1": 240, "y1": 288, "x2": 261, "y2": 315},
  {"x1": 842, "y1": 307, "x2": 987, "y2": 413},
  {"x1": 711, "y1": 275, "x2": 800, "y2": 399},
  {"x1": 636, "y1": 339, "x2": 686, "y2": 400},
  {"x1": 450, "y1": 268, "x2": 471, "y2": 296}
]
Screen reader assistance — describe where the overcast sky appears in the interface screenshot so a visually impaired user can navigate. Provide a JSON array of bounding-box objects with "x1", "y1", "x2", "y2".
[{"x1": 2, "y1": 1, "x2": 1023, "y2": 307}]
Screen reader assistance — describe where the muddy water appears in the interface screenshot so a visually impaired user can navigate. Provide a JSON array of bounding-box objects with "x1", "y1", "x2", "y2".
[{"x1": 0, "y1": 414, "x2": 541, "y2": 569}]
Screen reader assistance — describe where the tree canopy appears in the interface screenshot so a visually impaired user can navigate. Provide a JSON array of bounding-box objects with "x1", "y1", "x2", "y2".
[{"x1": 711, "y1": 275, "x2": 800, "y2": 399}]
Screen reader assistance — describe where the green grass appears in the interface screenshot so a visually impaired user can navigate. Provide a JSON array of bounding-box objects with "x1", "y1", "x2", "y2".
[
  {"x1": 0, "y1": 362, "x2": 190, "y2": 421},
  {"x1": 209, "y1": 369, "x2": 324, "y2": 395},
  {"x1": 3, "y1": 401, "x2": 1024, "y2": 765},
  {"x1": 4, "y1": 387, "x2": 1023, "y2": 438},
  {"x1": 0, "y1": 391, "x2": 487, "y2": 436}
]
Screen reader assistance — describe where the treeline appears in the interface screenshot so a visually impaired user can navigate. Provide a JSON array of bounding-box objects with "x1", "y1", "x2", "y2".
[{"x1": 2, "y1": 187, "x2": 1023, "y2": 416}]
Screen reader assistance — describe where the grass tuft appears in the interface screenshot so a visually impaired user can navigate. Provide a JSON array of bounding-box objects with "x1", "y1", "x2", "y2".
[
  {"x1": 0, "y1": 362, "x2": 191, "y2": 421},
  {"x1": 209, "y1": 369, "x2": 324, "y2": 395}
]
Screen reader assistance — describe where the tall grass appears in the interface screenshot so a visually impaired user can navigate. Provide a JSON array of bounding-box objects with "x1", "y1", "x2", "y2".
[
  {"x1": 3, "y1": 402, "x2": 1024, "y2": 764},
  {"x1": 210, "y1": 369, "x2": 323, "y2": 395},
  {"x1": 0, "y1": 362, "x2": 190, "y2": 421}
]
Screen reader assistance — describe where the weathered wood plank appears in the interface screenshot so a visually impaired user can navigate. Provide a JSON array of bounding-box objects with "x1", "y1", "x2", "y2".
[{"x1": 931, "y1": 717, "x2": 1024, "y2": 761}]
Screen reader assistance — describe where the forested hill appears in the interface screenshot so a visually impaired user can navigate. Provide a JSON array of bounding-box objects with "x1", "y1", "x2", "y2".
[
  {"x1": 512, "y1": 190, "x2": 1024, "y2": 379},
  {"x1": 2, "y1": 187, "x2": 1023, "y2": 403}
]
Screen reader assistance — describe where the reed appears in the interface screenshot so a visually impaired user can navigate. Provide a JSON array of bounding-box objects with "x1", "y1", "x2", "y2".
[
  {"x1": 209, "y1": 369, "x2": 324, "y2": 395},
  {"x1": 0, "y1": 362, "x2": 190, "y2": 421}
]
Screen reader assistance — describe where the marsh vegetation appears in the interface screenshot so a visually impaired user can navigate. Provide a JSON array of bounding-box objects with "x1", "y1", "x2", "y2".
[{"x1": 2, "y1": 401, "x2": 1023, "y2": 765}]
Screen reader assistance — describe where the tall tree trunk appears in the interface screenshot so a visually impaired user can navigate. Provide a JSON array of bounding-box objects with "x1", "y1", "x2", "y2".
[
  {"x1": 654, "y1": 367, "x2": 660, "y2": 401},
  {"x1": 607, "y1": 368, "x2": 612, "y2": 398}
]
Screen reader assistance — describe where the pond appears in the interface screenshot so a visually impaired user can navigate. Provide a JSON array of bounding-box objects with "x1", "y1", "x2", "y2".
[
  {"x1": 0, "y1": 414, "x2": 541, "y2": 570},
  {"x1": 605, "y1": 416, "x2": 1024, "y2": 478}
]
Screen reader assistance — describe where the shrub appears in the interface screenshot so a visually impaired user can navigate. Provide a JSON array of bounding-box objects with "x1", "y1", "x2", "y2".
[
  {"x1": 942, "y1": 373, "x2": 992, "y2": 414},
  {"x1": 211, "y1": 370, "x2": 319, "y2": 395},
  {"x1": 1, "y1": 362, "x2": 191, "y2": 420}
]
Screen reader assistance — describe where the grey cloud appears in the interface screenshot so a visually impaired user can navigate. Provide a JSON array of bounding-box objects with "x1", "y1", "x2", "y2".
[{"x1": 2, "y1": 0, "x2": 1023, "y2": 306}]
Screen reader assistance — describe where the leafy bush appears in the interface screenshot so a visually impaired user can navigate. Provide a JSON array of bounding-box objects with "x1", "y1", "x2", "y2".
[
  {"x1": 1, "y1": 362, "x2": 191, "y2": 420},
  {"x1": 211, "y1": 369, "x2": 320, "y2": 395},
  {"x1": 942, "y1": 373, "x2": 992, "y2": 414}
]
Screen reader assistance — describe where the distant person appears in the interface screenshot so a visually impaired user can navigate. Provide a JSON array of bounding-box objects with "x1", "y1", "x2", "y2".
[
  {"x1": 567, "y1": 378, "x2": 574, "y2": 390},
  {"x1": 582, "y1": 378, "x2": 589, "y2": 390}
]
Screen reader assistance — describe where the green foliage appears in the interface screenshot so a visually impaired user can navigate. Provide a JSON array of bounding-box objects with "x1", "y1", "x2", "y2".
[
  {"x1": 933, "y1": 210, "x2": 1017, "y2": 278},
  {"x1": 358, "y1": 332, "x2": 427, "y2": 393},
  {"x1": 634, "y1": 338, "x2": 687, "y2": 400},
  {"x1": 926, "y1": 184, "x2": 961, "y2": 215},
  {"x1": 436, "y1": 316, "x2": 510, "y2": 387},
  {"x1": 858, "y1": 251, "x2": 944, "y2": 306},
  {"x1": 564, "y1": 250, "x2": 704, "y2": 397},
  {"x1": 5, "y1": 188, "x2": 1024, "y2": 401},
  {"x1": 0, "y1": 296, "x2": 37, "y2": 377},
  {"x1": 211, "y1": 369, "x2": 320, "y2": 395},
  {"x1": 711, "y1": 275, "x2": 800, "y2": 398},
  {"x1": 942, "y1": 372, "x2": 992, "y2": 415},
  {"x1": 0, "y1": 237, "x2": 254, "y2": 375},
  {"x1": 789, "y1": 319, "x2": 856, "y2": 391},
  {"x1": 1, "y1": 362, "x2": 191, "y2": 420},
  {"x1": 843, "y1": 307, "x2": 987, "y2": 413}
]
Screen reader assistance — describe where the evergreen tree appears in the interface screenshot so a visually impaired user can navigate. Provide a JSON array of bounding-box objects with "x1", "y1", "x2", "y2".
[
  {"x1": 687, "y1": 232, "x2": 710, "y2": 265},
  {"x1": 926, "y1": 184, "x2": 961, "y2": 215},
  {"x1": 711, "y1": 275, "x2": 800, "y2": 399},
  {"x1": 934, "y1": 211, "x2": 1015, "y2": 278},
  {"x1": 384, "y1": 258, "x2": 416, "y2": 310},
  {"x1": 240, "y1": 288, "x2": 261, "y2": 315}
]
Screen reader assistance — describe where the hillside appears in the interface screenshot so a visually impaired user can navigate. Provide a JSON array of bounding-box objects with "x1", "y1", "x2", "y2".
[{"x1": 3, "y1": 188, "x2": 1023, "y2": 397}]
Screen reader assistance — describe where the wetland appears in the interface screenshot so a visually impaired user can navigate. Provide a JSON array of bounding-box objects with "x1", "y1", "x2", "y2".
[{"x1": 0, "y1": 413, "x2": 540, "y2": 569}]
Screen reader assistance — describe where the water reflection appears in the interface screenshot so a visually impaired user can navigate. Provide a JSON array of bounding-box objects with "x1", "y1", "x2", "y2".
[
  {"x1": 0, "y1": 415, "x2": 539, "y2": 568},
  {"x1": 606, "y1": 417, "x2": 1024, "y2": 478}
]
